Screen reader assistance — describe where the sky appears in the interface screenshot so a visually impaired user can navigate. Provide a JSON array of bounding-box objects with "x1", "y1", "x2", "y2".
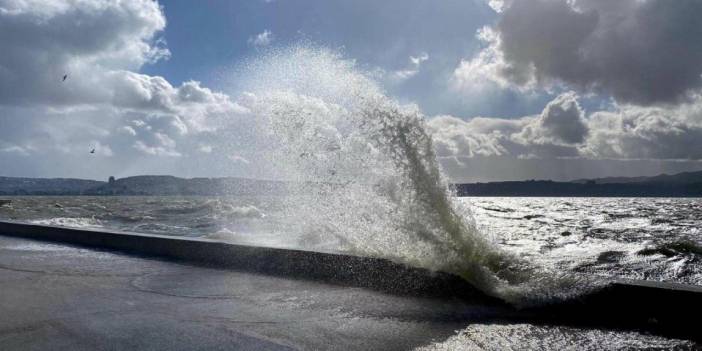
[{"x1": 2, "y1": 0, "x2": 702, "y2": 182}]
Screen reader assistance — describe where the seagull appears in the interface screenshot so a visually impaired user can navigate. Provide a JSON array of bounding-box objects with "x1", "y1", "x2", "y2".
[
  {"x1": 62, "y1": 74, "x2": 68, "y2": 82},
  {"x1": 90, "y1": 148, "x2": 95, "y2": 154}
]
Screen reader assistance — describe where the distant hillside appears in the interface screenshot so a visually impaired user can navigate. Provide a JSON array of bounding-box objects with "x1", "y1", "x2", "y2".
[
  {"x1": 3, "y1": 170, "x2": 702, "y2": 197},
  {"x1": 0, "y1": 175, "x2": 286, "y2": 196},
  {"x1": 457, "y1": 171, "x2": 702, "y2": 197},
  {"x1": 455, "y1": 180, "x2": 702, "y2": 197},
  {"x1": 0, "y1": 177, "x2": 104, "y2": 195},
  {"x1": 573, "y1": 170, "x2": 702, "y2": 185}
]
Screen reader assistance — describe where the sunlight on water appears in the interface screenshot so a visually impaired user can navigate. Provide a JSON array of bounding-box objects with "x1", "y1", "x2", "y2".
[{"x1": 416, "y1": 323, "x2": 694, "y2": 350}]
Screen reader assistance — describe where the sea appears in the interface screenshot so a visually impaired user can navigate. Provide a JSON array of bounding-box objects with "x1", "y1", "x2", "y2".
[
  {"x1": 2, "y1": 195, "x2": 699, "y2": 349},
  {"x1": 1, "y1": 196, "x2": 700, "y2": 288}
]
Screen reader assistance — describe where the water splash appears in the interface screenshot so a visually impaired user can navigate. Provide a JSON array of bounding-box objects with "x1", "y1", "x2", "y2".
[{"x1": 230, "y1": 45, "x2": 599, "y2": 305}]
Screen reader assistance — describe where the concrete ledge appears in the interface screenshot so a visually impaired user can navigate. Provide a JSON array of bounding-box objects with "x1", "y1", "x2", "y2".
[
  {"x1": 1, "y1": 220, "x2": 701, "y2": 342},
  {"x1": 0, "y1": 220, "x2": 493, "y2": 302},
  {"x1": 526, "y1": 278, "x2": 702, "y2": 342}
]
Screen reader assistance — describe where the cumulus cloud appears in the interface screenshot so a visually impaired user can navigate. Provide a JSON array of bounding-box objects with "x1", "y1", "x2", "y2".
[
  {"x1": 451, "y1": 26, "x2": 535, "y2": 95},
  {"x1": 0, "y1": 0, "x2": 168, "y2": 106},
  {"x1": 428, "y1": 115, "x2": 518, "y2": 158},
  {"x1": 486, "y1": 0, "x2": 505, "y2": 13},
  {"x1": 248, "y1": 30, "x2": 273, "y2": 47},
  {"x1": 465, "y1": 0, "x2": 702, "y2": 105},
  {"x1": 583, "y1": 103, "x2": 702, "y2": 160},
  {"x1": 133, "y1": 140, "x2": 180, "y2": 157},
  {"x1": 119, "y1": 126, "x2": 137, "y2": 136},
  {"x1": 429, "y1": 92, "x2": 702, "y2": 163},
  {"x1": 514, "y1": 92, "x2": 587, "y2": 145},
  {"x1": 429, "y1": 92, "x2": 586, "y2": 160},
  {"x1": 0, "y1": 0, "x2": 239, "y2": 161}
]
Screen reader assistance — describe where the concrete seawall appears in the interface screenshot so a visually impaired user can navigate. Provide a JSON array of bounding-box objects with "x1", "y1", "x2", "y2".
[
  {"x1": 1, "y1": 220, "x2": 701, "y2": 343},
  {"x1": 0, "y1": 220, "x2": 491, "y2": 301}
]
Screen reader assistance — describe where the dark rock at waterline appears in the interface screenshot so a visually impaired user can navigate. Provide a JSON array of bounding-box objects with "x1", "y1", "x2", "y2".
[
  {"x1": 651, "y1": 218, "x2": 674, "y2": 225},
  {"x1": 638, "y1": 241, "x2": 702, "y2": 258},
  {"x1": 638, "y1": 247, "x2": 678, "y2": 258},
  {"x1": 0, "y1": 200, "x2": 10, "y2": 207},
  {"x1": 481, "y1": 206, "x2": 515, "y2": 213}
]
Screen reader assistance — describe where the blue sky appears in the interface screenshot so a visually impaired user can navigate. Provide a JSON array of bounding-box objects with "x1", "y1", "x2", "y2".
[
  {"x1": 2, "y1": 0, "x2": 702, "y2": 182},
  {"x1": 143, "y1": 0, "x2": 534, "y2": 117}
]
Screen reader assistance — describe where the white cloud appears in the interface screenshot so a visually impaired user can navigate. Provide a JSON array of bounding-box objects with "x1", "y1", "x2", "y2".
[
  {"x1": 0, "y1": 0, "x2": 168, "y2": 106},
  {"x1": 583, "y1": 102, "x2": 702, "y2": 160},
  {"x1": 386, "y1": 52, "x2": 429, "y2": 83},
  {"x1": 133, "y1": 140, "x2": 181, "y2": 157},
  {"x1": 248, "y1": 30, "x2": 273, "y2": 47},
  {"x1": 0, "y1": 0, "x2": 239, "y2": 161},
  {"x1": 451, "y1": 27, "x2": 536, "y2": 95},
  {"x1": 119, "y1": 126, "x2": 137, "y2": 136},
  {"x1": 487, "y1": 0, "x2": 505, "y2": 13},
  {"x1": 429, "y1": 92, "x2": 702, "y2": 162}
]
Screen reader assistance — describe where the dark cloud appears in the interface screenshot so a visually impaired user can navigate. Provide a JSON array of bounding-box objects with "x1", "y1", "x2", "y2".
[
  {"x1": 493, "y1": 0, "x2": 702, "y2": 105},
  {"x1": 515, "y1": 92, "x2": 588, "y2": 145}
]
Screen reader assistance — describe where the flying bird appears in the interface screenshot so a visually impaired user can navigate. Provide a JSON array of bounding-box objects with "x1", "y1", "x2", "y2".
[{"x1": 62, "y1": 74, "x2": 68, "y2": 82}]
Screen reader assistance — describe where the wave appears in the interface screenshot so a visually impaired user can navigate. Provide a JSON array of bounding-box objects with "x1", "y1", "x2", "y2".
[
  {"x1": 222, "y1": 45, "x2": 600, "y2": 306},
  {"x1": 152, "y1": 199, "x2": 265, "y2": 219},
  {"x1": 211, "y1": 202, "x2": 266, "y2": 219},
  {"x1": 30, "y1": 217, "x2": 104, "y2": 229}
]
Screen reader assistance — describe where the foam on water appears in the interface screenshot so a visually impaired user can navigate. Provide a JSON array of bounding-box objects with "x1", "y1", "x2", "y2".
[
  {"x1": 227, "y1": 45, "x2": 599, "y2": 305},
  {"x1": 30, "y1": 217, "x2": 103, "y2": 230}
]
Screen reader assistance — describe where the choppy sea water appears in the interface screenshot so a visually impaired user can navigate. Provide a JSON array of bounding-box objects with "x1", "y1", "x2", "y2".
[
  {"x1": 471, "y1": 197, "x2": 702, "y2": 286},
  {"x1": 1, "y1": 196, "x2": 701, "y2": 287}
]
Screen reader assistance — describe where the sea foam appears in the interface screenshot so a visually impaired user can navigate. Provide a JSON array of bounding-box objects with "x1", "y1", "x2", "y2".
[{"x1": 223, "y1": 45, "x2": 601, "y2": 305}]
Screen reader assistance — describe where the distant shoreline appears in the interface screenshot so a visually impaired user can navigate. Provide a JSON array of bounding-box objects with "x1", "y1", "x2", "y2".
[
  {"x1": 454, "y1": 180, "x2": 702, "y2": 197},
  {"x1": 2, "y1": 170, "x2": 702, "y2": 197}
]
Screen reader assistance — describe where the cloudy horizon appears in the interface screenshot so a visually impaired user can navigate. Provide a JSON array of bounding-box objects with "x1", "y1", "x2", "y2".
[{"x1": 2, "y1": 0, "x2": 702, "y2": 182}]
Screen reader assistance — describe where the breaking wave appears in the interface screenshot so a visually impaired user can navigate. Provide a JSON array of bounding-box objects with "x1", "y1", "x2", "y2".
[
  {"x1": 30, "y1": 217, "x2": 103, "y2": 230},
  {"x1": 226, "y1": 45, "x2": 600, "y2": 305}
]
